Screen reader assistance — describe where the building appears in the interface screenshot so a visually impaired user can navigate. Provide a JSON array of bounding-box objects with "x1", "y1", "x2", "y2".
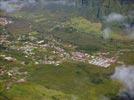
[
  {"x1": 0, "y1": 17, "x2": 12, "y2": 26},
  {"x1": 0, "y1": 18, "x2": 8, "y2": 26}
]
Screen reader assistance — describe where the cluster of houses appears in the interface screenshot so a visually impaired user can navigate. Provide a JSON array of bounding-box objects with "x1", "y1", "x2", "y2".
[
  {"x1": 0, "y1": 66, "x2": 6, "y2": 76},
  {"x1": 42, "y1": 60, "x2": 61, "y2": 66},
  {"x1": 71, "y1": 52, "x2": 90, "y2": 62},
  {"x1": 13, "y1": 39, "x2": 118, "y2": 67},
  {"x1": 7, "y1": 67, "x2": 28, "y2": 78},
  {"x1": 89, "y1": 56, "x2": 117, "y2": 68},
  {"x1": 0, "y1": 65, "x2": 27, "y2": 88},
  {"x1": 71, "y1": 51, "x2": 117, "y2": 68},
  {"x1": 0, "y1": 55, "x2": 16, "y2": 62},
  {"x1": 0, "y1": 31, "x2": 120, "y2": 92},
  {"x1": 13, "y1": 39, "x2": 71, "y2": 66},
  {"x1": 18, "y1": 43, "x2": 36, "y2": 57},
  {"x1": 6, "y1": 67, "x2": 27, "y2": 89},
  {"x1": 0, "y1": 34, "x2": 10, "y2": 45},
  {"x1": 37, "y1": 41, "x2": 70, "y2": 65},
  {"x1": 0, "y1": 18, "x2": 11, "y2": 44},
  {"x1": 0, "y1": 53, "x2": 27, "y2": 89},
  {"x1": 2, "y1": 31, "x2": 118, "y2": 68},
  {"x1": 0, "y1": 17, "x2": 12, "y2": 26}
]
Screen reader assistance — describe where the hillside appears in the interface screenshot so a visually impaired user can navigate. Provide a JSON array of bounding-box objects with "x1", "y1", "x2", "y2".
[{"x1": 0, "y1": 0, "x2": 134, "y2": 100}]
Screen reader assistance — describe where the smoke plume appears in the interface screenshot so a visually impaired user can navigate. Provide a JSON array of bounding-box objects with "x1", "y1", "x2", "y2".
[
  {"x1": 112, "y1": 65, "x2": 134, "y2": 99},
  {"x1": 0, "y1": 0, "x2": 37, "y2": 13},
  {"x1": 102, "y1": 27, "x2": 112, "y2": 39},
  {"x1": 105, "y1": 13, "x2": 125, "y2": 23}
]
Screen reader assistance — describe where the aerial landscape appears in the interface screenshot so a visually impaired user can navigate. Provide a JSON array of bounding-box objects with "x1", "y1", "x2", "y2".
[{"x1": 0, "y1": 0, "x2": 134, "y2": 100}]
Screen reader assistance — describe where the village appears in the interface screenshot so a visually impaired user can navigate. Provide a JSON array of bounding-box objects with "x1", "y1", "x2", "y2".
[
  {"x1": 0, "y1": 17, "x2": 119, "y2": 68},
  {"x1": 0, "y1": 0, "x2": 134, "y2": 99},
  {"x1": 10, "y1": 36, "x2": 119, "y2": 68},
  {"x1": 0, "y1": 17, "x2": 123, "y2": 90},
  {"x1": 0, "y1": 31, "x2": 118, "y2": 69}
]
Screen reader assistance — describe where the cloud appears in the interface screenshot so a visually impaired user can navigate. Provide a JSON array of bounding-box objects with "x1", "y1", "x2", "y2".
[
  {"x1": 105, "y1": 13, "x2": 125, "y2": 23},
  {"x1": 111, "y1": 65, "x2": 134, "y2": 98}
]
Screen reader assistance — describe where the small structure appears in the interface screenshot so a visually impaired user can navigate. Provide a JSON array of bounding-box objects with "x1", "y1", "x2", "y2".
[
  {"x1": 0, "y1": 35, "x2": 10, "y2": 45},
  {"x1": 89, "y1": 57, "x2": 117, "y2": 68},
  {"x1": 4, "y1": 57, "x2": 16, "y2": 62},
  {"x1": 71, "y1": 52, "x2": 89, "y2": 62},
  {"x1": 16, "y1": 79, "x2": 26, "y2": 83},
  {"x1": 0, "y1": 67, "x2": 6, "y2": 76},
  {"x1": 0, "y1": 17, "x2": 12, "y2": 26}
]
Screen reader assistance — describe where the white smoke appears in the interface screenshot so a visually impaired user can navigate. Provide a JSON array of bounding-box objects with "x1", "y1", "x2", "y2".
[
  {"x1": 102, "y1": 13, "x2": 125, "y2": 40},
  {"x1": 103, "y1": 12, "x2": 134, "y2": 39},
  {"x1": 0, "y1": 0, "x2": 37, "y2": 13},
  {"x1": 128, "y1": 29, "x2": 134, "y2": 39},
  {"x1": 125, "y1": 24, "x2": 134, "y2": 39},
  {"x1": 105, "y1": 13, "x2": 125, "y2": 23},
  {"x1": 102, "y1": 27, "x2": 112, "y2": 39},
  {"x1": 0, "y1": 1, "x2": 17, "y2": 13},
  {"x1": 112, "y1": 65, "x2": 134, "y2": 97}
]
